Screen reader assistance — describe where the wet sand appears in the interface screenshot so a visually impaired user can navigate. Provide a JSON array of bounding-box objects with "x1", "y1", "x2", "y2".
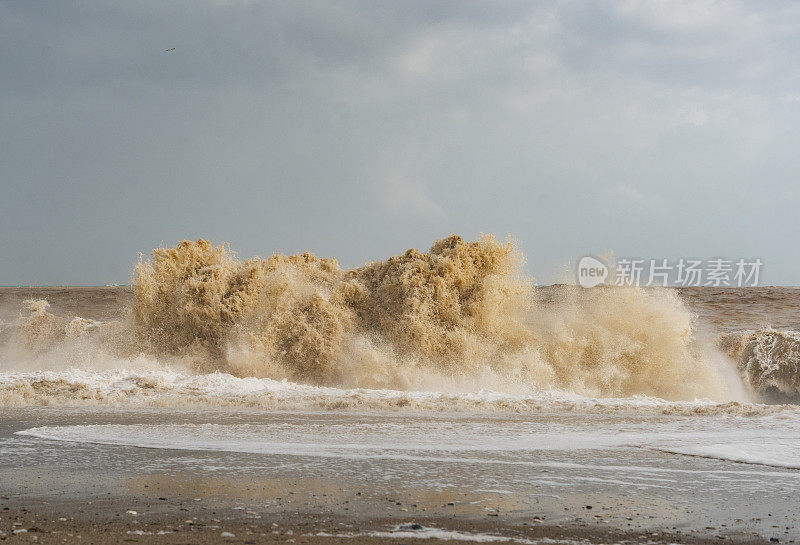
[
  {"x1": 1, "y1": 408, "x2": 797, "y2": 544},
  {"x1": 0, "y1": 505, "x2": 777, "y2": 544}
]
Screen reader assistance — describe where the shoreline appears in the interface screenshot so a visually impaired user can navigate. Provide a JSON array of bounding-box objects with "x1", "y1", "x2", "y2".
[{"x1": 1, "y1": 408, "x2": 798, "y2": 544}]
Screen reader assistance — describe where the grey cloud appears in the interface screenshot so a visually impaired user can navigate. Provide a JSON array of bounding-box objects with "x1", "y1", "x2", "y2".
[{"x1": 1, "y1": 1, "x2": 800, "y2": 284}]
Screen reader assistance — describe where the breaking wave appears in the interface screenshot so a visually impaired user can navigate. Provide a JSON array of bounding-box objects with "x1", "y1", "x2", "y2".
[
  {"x1": 719, "y1": 330, "x2": 800, "y2": 403},
  {"x1": 0, "y1": 368, "x2": 782, "y2": 416},
  {"x1": 1, "y1": 234, "x2": 796, "y2": 409}
]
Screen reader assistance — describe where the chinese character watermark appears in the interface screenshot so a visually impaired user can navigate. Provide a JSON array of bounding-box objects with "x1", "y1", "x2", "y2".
[{"x1": 576, "y1": 256, "x2": 762, "y2": 288}]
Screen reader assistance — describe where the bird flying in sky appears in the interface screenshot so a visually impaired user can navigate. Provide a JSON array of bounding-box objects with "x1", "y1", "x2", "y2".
[{"x1": 165, "y1": 47, "x2": 175, "y2": 52}]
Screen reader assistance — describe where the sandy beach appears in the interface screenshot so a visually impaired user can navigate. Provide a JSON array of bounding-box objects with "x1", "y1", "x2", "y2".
[{"x1": 1, "y1": 406, "x2": 798, "y2": 544}]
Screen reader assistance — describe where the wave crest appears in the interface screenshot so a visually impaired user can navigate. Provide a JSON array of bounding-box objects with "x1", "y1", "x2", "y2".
[
  {"x1": 720, "y1": 330, "x2": 800, "y2": 402},
  {"x1": 0, "y1": 235, "x2": 750, "y2": 403}
]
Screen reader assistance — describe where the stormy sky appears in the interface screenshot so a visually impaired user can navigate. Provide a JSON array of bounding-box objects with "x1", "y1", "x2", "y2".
[{"x1": 2, "y1": 1, "x2": 800, "y2": 285}]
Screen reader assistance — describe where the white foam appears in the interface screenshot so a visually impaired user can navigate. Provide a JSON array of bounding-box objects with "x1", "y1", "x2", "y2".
[
  {"x1": 15, "y1": 412, "x2": 800, "y2": 471},
  {"x1": 656, "y1": 438, "x2": 800, "y2": 469},
  {"x1": 13, "y1": 421, "x2": 637, "y2": 458},
  {"x1": 0, "y1": 367, "x2": 782, "y2": 416},
  {"x1": 314, "y1": 524, "x2": 570, "y2": 543}
]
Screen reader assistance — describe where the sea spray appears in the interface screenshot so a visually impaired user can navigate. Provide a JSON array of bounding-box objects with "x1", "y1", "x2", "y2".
[
  {"x1": 719, "y1": 330, "x2": 800, "y2": 402},
  {"x1": 0, "y1": 235, "x2": 751, "y2": 401}
]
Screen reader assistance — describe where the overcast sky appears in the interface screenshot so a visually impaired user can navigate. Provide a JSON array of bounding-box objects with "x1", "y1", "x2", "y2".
[{"x1": 2, "y1": 1, "x2": 800, "y2": 285}]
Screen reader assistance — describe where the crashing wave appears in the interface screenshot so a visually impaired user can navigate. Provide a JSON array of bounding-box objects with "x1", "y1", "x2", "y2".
[
  {"x1": 719, "y1": 329, "x2": 800, "y2": 403},
  {"x1": 0, "y1": 235, "x2": 756, "y2": 403},
  {"x1": 0, "y1": 368, "x2": 784, "y2": 416}
]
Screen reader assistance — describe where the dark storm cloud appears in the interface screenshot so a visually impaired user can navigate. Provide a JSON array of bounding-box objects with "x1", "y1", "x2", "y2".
[{"x1": 2, "y1": 1, "x2": 800, "y2": 284}]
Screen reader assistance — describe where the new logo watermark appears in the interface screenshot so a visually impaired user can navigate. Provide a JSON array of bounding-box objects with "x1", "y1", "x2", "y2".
[
  {"x1": 577, "y1": 256, "x2": 609, "y2": 288},
  {"x1": 576, "y1": 256, "x2": 763, "y2": 288}
]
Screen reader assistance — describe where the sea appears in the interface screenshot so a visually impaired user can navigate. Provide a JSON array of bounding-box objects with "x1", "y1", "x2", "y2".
[{"x1": 1, "y1": 237, "x2": 800, "y2": 539}]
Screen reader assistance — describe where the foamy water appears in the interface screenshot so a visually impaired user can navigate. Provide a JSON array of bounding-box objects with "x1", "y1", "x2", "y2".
[
  {"x1": 2, "y1": 235, "x2": 792, "y2": 403},
  {"x1": 314, "y1": 523, "x2": 573, "y2": 543},
  {"x1": 2, "y1": 235, "x2": 800, "y2": 472},
  {"x1": 0, "y1": 366, "x2": 783, "y2": 416},
  {"x1": 15, "y1": 408, "x2": 800, "y2": 470}
]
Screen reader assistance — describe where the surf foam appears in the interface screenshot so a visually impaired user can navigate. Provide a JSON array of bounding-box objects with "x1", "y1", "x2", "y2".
[{"x1": 0, "y1": 235, "x2": 762, "y2": 404}]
